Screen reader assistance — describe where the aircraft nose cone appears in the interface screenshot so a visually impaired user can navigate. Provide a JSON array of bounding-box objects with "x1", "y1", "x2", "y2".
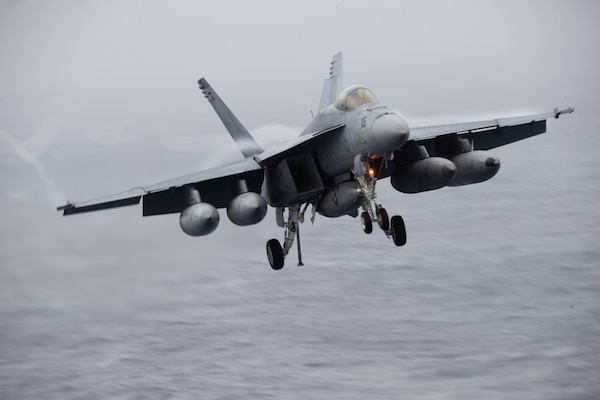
[{"x1": 372, "y1": 113, "x2": 410, "y2": 150}]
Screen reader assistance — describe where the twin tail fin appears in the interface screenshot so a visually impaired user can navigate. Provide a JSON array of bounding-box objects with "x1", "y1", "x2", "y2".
[{"x1": 198, "y1": 78, "x2": 263, "y2": 158}]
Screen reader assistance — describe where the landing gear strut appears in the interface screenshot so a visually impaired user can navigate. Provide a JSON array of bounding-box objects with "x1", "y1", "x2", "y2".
[
  {"x1": 353, "y1": 154, "x2": 407, "y2": 246},
  {"x1": 266, "y1": 202, "x2": 310, "y2": 270}
]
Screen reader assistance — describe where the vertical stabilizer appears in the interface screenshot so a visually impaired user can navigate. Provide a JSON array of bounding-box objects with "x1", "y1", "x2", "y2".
[
  {"x1": 318, "y1": 52, "x2": 344, "y2": 111},
  {"x1": 198, "y1": 78, "x2": 263, "y2": 158}
]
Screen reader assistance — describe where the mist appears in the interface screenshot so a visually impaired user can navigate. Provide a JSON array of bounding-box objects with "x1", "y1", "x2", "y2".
[{"x1": 1, "y1": 1, "x2": 598, "y2": 399}]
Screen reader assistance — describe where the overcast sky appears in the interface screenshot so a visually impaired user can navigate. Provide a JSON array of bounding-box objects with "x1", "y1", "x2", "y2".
[
  {"x1": 1, "y1": 0, "x2": 598, "y2": 262},
  {"x1": 1, "y1": 2, "x2": 599, "y2": 397}
]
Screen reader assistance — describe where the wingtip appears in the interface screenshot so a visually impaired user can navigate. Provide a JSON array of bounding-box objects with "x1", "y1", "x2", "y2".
[
  {"x1": 554, "y1": 107, "x2": 575, "y2": 118},
  {"x1": 56, "y1": 202, "x2": 74, "y2": 212}
]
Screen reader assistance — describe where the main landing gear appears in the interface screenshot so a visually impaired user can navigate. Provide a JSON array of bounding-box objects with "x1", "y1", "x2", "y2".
[
  {"x1": 266, "y1": 200, "x2": 406, "y2": 270},
  {"x1": 266, "y1": 202, "x2": 310, "y2": 270},
  {"x1": 354, "y1": 155, "x2": 407, "y2": 246},
  {"x1": 266, "y1": 155, "x2": 408, "y2": 270}
]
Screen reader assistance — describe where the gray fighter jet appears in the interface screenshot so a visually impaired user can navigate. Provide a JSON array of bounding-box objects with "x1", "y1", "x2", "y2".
[{"x1": 58, "y1": 53, "x2": 573, "y2": 270}]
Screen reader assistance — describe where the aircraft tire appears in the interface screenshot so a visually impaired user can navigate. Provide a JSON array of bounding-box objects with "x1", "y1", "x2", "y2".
[
  {"x1": 266, "y1": 239, "x2": 285, "y2": 270},
  {"x1": 391, "y1": 215, "x2": 407, "y2": 246},
  {"x1": 377, "y1": 207, "x2": 389, "y2": 231},
  {"x1": 361, "y1": 211, "x2": 373, "y2": 234}
]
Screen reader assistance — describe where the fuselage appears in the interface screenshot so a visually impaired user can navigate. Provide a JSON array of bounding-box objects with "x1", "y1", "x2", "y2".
[{"x1": 300, "y1": 85, "x2": 410, "y2": 180}]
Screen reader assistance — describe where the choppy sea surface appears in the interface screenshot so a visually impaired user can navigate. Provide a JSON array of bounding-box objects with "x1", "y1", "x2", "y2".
[{"x1": 1, "y1": 116, "x2": 599, "y2": 399}]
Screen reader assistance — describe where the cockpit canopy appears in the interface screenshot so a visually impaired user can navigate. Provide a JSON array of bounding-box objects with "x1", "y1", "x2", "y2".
[{"x1": 334, "y1": 85, "x2": 378, "y2": 111}]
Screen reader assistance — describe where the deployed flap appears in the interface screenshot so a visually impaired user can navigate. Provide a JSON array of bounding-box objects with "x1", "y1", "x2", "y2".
[
  {"x1": 318, "y1": 52, "x2": 343, "y2": 111},
  {"x1": 408, "y1": 108, "x2": 574, "y2": 153},
  {"x1": 198, "y1": 78, "x2": 264, "y2": 158},
  {"x1": 142, "y1": 158, "x2": 264, "y2": 215},
  {"x1": 58, "y1": 157, "x2": 264, "y2": 216},
  {"x1": 58, "y1": 188, "x2": 144, "y2": 215}
]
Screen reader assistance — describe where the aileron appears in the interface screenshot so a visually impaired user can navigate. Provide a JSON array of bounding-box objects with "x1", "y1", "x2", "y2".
[
  {"x1": 410, "y1": 108, "x2": 573, "y2": 152},
  {"x1": 58, "y1": 188, "x2": 144, "y2": 216}
]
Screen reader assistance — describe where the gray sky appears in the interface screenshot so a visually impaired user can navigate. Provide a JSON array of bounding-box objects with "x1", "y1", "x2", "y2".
[
  {"x1": 1, "y1": 0, "x2": 598, "y2": 250},
  {"x1": 1, "y1": 2, "x2": 599, "y2": 397},
  {"x1": 2, "y1": 0, "x2": 597, "y2": 201}
]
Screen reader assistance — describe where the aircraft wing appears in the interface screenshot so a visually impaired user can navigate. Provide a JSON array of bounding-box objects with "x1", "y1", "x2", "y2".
[
  {"x1": 58, "y1": 123, "x2": 345, "y2": 217},
  {"x1": 408, "y1": 107, "x2": 574, "y2": 155},
  {"x1": 58, "y1": 157, "x2": 264, "y2": 216}
]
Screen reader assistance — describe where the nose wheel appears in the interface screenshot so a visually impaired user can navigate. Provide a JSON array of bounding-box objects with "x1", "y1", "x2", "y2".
[{"x1": 361, "y1": 206, "x2": 389, "y2": 234}]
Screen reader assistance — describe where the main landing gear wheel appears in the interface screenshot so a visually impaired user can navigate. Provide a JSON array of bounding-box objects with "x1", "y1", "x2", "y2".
[
  {"x1": 361, "y1": 211, "x2": 373, "y2": 234},
  {"x1": 266, "y1": 239, "x2": 284, "y2": 270},
  {"x1": 390, "y1": 215, "x2": 407, "y2": 246}
]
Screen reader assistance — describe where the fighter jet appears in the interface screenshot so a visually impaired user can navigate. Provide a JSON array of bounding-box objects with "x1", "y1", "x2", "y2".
[{"x1": 57, "y1": 53, "x2": 573, "y2": 270}]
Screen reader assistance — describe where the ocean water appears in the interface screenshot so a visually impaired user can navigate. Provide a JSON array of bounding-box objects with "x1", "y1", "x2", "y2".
[{"x1": 1, "y1": 116, "x2": 599, "y2": 399}]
